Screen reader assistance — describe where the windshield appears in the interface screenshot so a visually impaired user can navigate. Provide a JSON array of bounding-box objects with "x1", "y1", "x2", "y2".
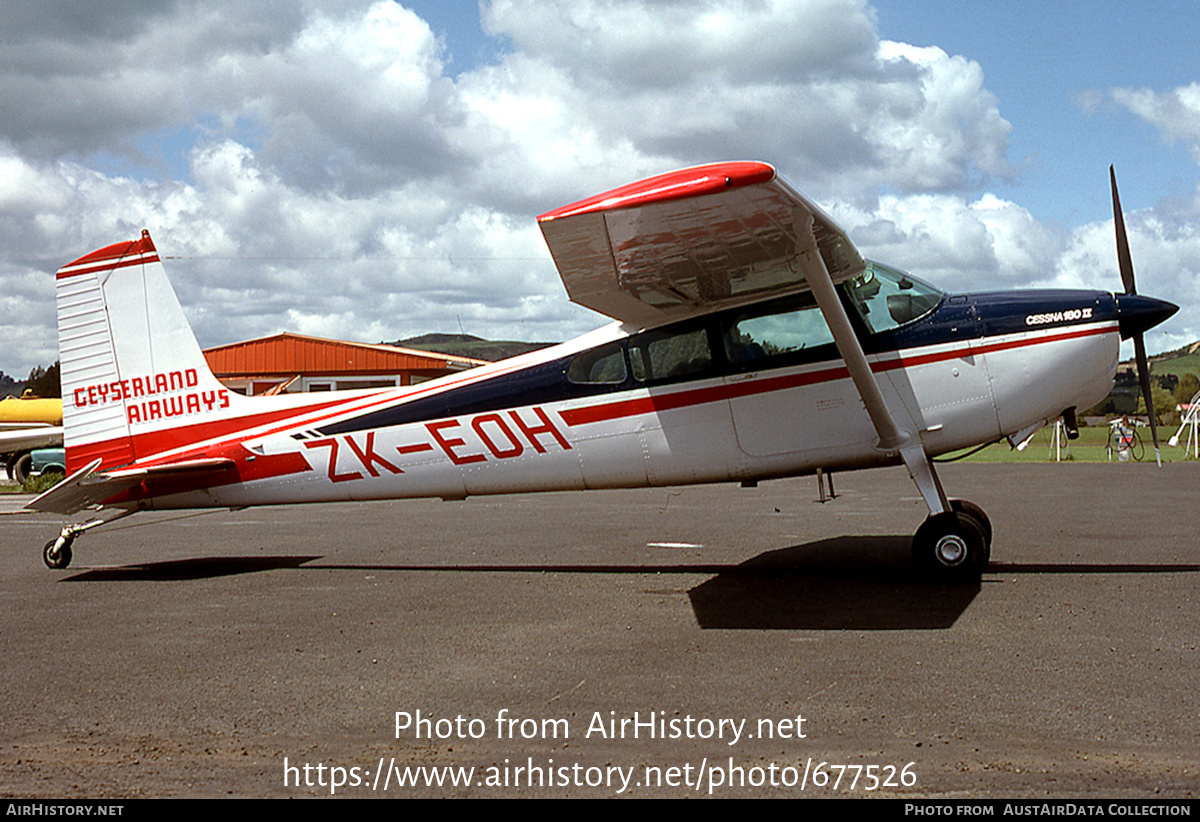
[{"x1": 841, "y1": 261, "x2": 943, "y2": 334}]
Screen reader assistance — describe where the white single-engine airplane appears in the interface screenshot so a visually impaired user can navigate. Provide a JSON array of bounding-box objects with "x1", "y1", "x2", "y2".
[{"x1": 30, "y1": 162, "x2": 1176, "y2": 578}]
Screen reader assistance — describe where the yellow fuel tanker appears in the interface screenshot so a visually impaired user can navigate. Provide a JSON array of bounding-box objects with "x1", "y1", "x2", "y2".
[
  {"x1": 1, "y1": 391, "x2": 64, "y2": 483},
  {"x1": 0, "y1": 391, "x2": 63, "y2": 425}
]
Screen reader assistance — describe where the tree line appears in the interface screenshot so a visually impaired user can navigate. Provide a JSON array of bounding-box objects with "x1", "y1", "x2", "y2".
[{"x1": 0, "y1": 362, "x2": 61, "y2": 399}]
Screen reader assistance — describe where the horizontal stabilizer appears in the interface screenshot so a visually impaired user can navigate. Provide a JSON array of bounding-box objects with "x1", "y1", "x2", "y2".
[
  {"x1": 26, "y1": 458, "x2": 114, "y2": 515},
  {"x1": 104, "y1": 457, "x2": 237, "y2": 480},
  {"x1": 26, "y1": 457, "x2": 236, "y2": 515}
]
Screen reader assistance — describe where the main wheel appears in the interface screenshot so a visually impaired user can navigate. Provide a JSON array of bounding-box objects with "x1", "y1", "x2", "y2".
[
  {"x1": 912, "y1": 510, "x2": 988, "y2": 580},
  {"x1": 43, "y1": 538, "x2": 72, "y2": 570},
  {"x1": 950, "y1": 499, "x2": 992, "y2": 548}
]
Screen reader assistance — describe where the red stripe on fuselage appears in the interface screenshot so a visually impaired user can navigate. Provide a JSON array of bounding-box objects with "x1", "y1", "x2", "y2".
[
  {"x1": 71, "y1": 322, "x2": 1117, "y2": 477},
  {"x1": 561, "y1": 324, "x2": 1116, "y2": 427},
  {"x1": 964, "y1": 324, "x2": 1112, "y2": 359},
  {"x1": 67, "y1": 396, "x2": 357, "y2": 473},
  {"x1": 178, "y1": 352, "x2": 549, "y2": 448}
]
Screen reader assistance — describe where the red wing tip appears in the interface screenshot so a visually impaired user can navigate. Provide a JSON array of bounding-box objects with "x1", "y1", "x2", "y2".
[
  {"x1": 57, "y1": 230, "x2": 157, "y2": 275},
  {"x1": 537, "y1": 162, "x2": 777, "y2": 222}
]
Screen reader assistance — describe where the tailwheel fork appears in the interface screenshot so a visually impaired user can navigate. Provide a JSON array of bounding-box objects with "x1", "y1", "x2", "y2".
[{"x1": 41, "y1": 509, "x2": 135, "y2": 570}]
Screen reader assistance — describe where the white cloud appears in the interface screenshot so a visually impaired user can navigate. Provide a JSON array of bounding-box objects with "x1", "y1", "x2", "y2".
[
  {"x1": 1110, "y1": 83, "x2": 1200, "y2": 164},
  {"x1": 870, "y1": 42, "x2": 1011, "y2": 190},
  {"x1": 833, "y1": 191, "x2": 1062, "y2": 290},
  {"x1": 482, "y1": 0, "x2": 881, "y2": 89},
  {"x1": 1067, "y1": 80, "x2": 1200, "y2": 351},
  {"x1": 0, "y1": 0, "x2": 1193, "y2": 380},
  {"x1": 469, "y1": 1, "x2": 1012, "y2": 202}
]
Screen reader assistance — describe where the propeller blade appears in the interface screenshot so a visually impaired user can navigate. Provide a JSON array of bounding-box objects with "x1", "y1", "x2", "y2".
[
  {"x1": 1111, "y1": 166, "x2": 1163, "y2": 466},
  {"x1": 1134, "y1": 334, "x2": 1163, "y2": 467},
  {"x1": 1110, "y1": 165, "x2": 1137, "y2": 295}
]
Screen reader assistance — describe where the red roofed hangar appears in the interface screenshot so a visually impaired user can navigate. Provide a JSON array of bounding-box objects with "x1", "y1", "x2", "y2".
[{"x1": 203, "y1": 332, "x2": 486, "y2": 396}]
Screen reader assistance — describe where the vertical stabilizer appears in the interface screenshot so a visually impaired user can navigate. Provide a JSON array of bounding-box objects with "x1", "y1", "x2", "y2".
[{"x1": 56, "y1": 231, "x2": 236, "y2": 472}]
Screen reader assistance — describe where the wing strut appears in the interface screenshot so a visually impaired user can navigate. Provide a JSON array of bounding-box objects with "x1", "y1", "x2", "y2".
[{"x1": 793, "y1": 212, "x2": 950, "y2": 516}]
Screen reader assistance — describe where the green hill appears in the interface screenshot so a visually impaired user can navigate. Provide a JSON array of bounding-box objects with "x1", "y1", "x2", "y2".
[
  {"x1": 1150, "y1": 341, "x2": 1200, "y2": 383},
  {"x1": 1089, "y1": 341, "x2": 1200, "y2": 419},
  {"x1": 390, "y1": 333, "x2": 556, "y2": 363}
]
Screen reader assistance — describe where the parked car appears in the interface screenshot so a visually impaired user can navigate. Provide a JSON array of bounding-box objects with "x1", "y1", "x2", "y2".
[
  {"x1": 29, "y1": 447, "x2": 66, "y2": 479},
  {"x1": 2, "y1": 392, "x2": 64, "y2": 484}
]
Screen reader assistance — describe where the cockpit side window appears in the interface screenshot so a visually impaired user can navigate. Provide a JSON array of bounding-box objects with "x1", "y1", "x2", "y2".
[
  {"x1": 721, "y1": 291, "x2": 836, "y2": 368},
  {"x1": 841, "y1": 261, "x2": 942, "y2": 334},
  {"x1": 564, "y1": 263, "x2": 942, "y2": 391}
]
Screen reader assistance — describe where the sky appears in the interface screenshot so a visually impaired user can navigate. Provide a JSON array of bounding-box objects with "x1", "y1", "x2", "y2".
[{"x1": 2, "y1": 0, "x2": 1199, "y2": 380}]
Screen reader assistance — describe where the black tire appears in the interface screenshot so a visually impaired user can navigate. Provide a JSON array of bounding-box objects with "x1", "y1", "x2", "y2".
[
  {"x1": 43, "y1": 538, "x2": 72, "y2": 570},
  {"x1": 950, "y1": 499, "x2": 992, "y2": 549},
  {"x1": 12, "y1": 452, "x2": 33, "y2": 486},
  {"x1": 912, "y1": 510, "x2": 988, "y2": 580}
]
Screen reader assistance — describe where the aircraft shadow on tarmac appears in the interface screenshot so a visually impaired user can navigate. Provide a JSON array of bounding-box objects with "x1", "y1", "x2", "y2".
[
  {"x1": 687, "y1": 540, "x2": 1200, "y2": 630},
  {"x1": 59, "y1": 539, "x2": 1200, "y2": 632},
  {"x1": 60, "y1": 537, "x2": 973, "y2": 630},
  {"x1": 58, "y1": 536, "x2": 977, "y2": 630},
  {"x1": 63, "y1": 555, "x2": 322, "y2": 581},
  {"x1": 687, "y1": 536, "x2": 979, "y2": 630}
]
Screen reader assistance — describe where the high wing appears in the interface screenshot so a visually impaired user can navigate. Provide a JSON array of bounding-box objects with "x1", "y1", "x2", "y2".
[
  {"x1": 537, "y1": 161, "x2": 865, "y2": 329},
  {"x1": 538, "y1": 160, "x2": 911, "y2": 457}
]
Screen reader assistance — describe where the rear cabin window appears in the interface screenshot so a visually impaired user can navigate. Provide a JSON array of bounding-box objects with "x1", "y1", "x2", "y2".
[
  {"x1": 628, "y1": 325, "x2": 713, "y2": 383},
  {"x1": 567, "y1": 343, "x2": 628, "y2": 384}
]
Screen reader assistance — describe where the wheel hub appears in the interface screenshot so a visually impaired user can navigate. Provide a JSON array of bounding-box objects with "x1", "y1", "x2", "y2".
[{"x1": 934, "y1": 534, "x2": 967, "y2": 566}]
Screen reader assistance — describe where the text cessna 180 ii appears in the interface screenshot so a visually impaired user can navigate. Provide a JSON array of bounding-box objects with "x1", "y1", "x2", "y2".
[{"x1": 31, "y1": 162, "x2": 1176, "y2": 578}]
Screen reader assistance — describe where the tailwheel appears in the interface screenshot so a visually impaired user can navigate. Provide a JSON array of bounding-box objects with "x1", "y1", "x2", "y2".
[
  {"x1": 913, "y1": 508, "x2": 989, "y2": 580},
  {"x1": 38, "y1": 509, "x2": 134, "y2": 571},
  {"x1": 43, "y1": 537, "x2": 73, "y2": 570}
]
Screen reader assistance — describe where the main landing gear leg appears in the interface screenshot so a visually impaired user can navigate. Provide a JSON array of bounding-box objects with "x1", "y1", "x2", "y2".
[
  {"x1": 900, "y1": 445, "x2": 991, "y2": 580},
  {"x1": 42, "y1": 509, "x2": 135, "y2": 570}
]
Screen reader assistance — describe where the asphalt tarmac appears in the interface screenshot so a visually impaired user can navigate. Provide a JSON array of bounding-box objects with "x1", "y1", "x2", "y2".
[{"x1": 1, "y1": 462, "x2": 1197, "y2": 798}]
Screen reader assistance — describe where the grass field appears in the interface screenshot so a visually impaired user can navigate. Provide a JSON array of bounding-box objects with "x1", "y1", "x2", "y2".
[{"x1": 940, "y1": 420, "x2": 1198, "y2": 464}]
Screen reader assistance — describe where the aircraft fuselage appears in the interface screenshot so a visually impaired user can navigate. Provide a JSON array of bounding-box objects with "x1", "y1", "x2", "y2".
[{"x1": 117, "y1": 282, "x2": 1120, "y2": 511}]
